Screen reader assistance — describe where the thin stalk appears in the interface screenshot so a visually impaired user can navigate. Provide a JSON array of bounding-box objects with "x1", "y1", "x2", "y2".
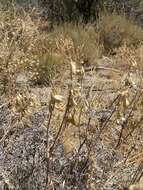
[{"x1": 45, "y1": 101, "x2": 55, "y2": 190}]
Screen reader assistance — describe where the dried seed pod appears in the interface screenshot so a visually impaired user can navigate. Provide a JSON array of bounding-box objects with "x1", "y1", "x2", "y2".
[
  {"x1": 70, "y1": 60, "x2": 77, "y2": 74},
  {"x1": 52, "y1": 94, "x2": 64, "y2": 103}
]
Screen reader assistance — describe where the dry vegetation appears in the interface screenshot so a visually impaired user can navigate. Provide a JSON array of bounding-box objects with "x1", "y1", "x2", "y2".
[{"x1": 0, "y1": 2, "x2": 143, "y2": 190}]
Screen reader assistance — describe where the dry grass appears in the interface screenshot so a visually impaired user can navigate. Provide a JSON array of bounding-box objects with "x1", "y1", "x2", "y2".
[
  {"x1": 97, "y1": 12, "x2": 143, "y2": 53},
  {"x1": 0, "y1": 3, "x2": 143, "y2": 190}
]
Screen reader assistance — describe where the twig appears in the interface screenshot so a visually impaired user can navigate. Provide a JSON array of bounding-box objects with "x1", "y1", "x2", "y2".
[
  {"x1": 45, "y1": 101, "x2": 55, "y2": 189},
  {"x1": 116, "y1": 91, "x2": 142, "y2": 148},
  {"x1": 129, "y1": 161, "x2": 143, "y2": 185}
]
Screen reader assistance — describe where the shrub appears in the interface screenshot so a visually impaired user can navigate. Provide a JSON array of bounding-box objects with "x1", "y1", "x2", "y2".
[
  {"x1": 97, "y1": 12, "x2": 143, "y2": 53},
  {"x1": 40, "y1": 0, "x2": 104, "y2": 24},
  {"x1": 49, "y1": 23, "x2": 102, "y2": 65},
  {"x1": 33, "y1": 53, "x2": 65, "y2": 86}
]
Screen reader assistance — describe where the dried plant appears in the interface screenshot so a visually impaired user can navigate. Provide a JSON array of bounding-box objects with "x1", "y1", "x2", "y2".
[{"x1": 0, "y1": 3, "x2": 143, "y2": 190}]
